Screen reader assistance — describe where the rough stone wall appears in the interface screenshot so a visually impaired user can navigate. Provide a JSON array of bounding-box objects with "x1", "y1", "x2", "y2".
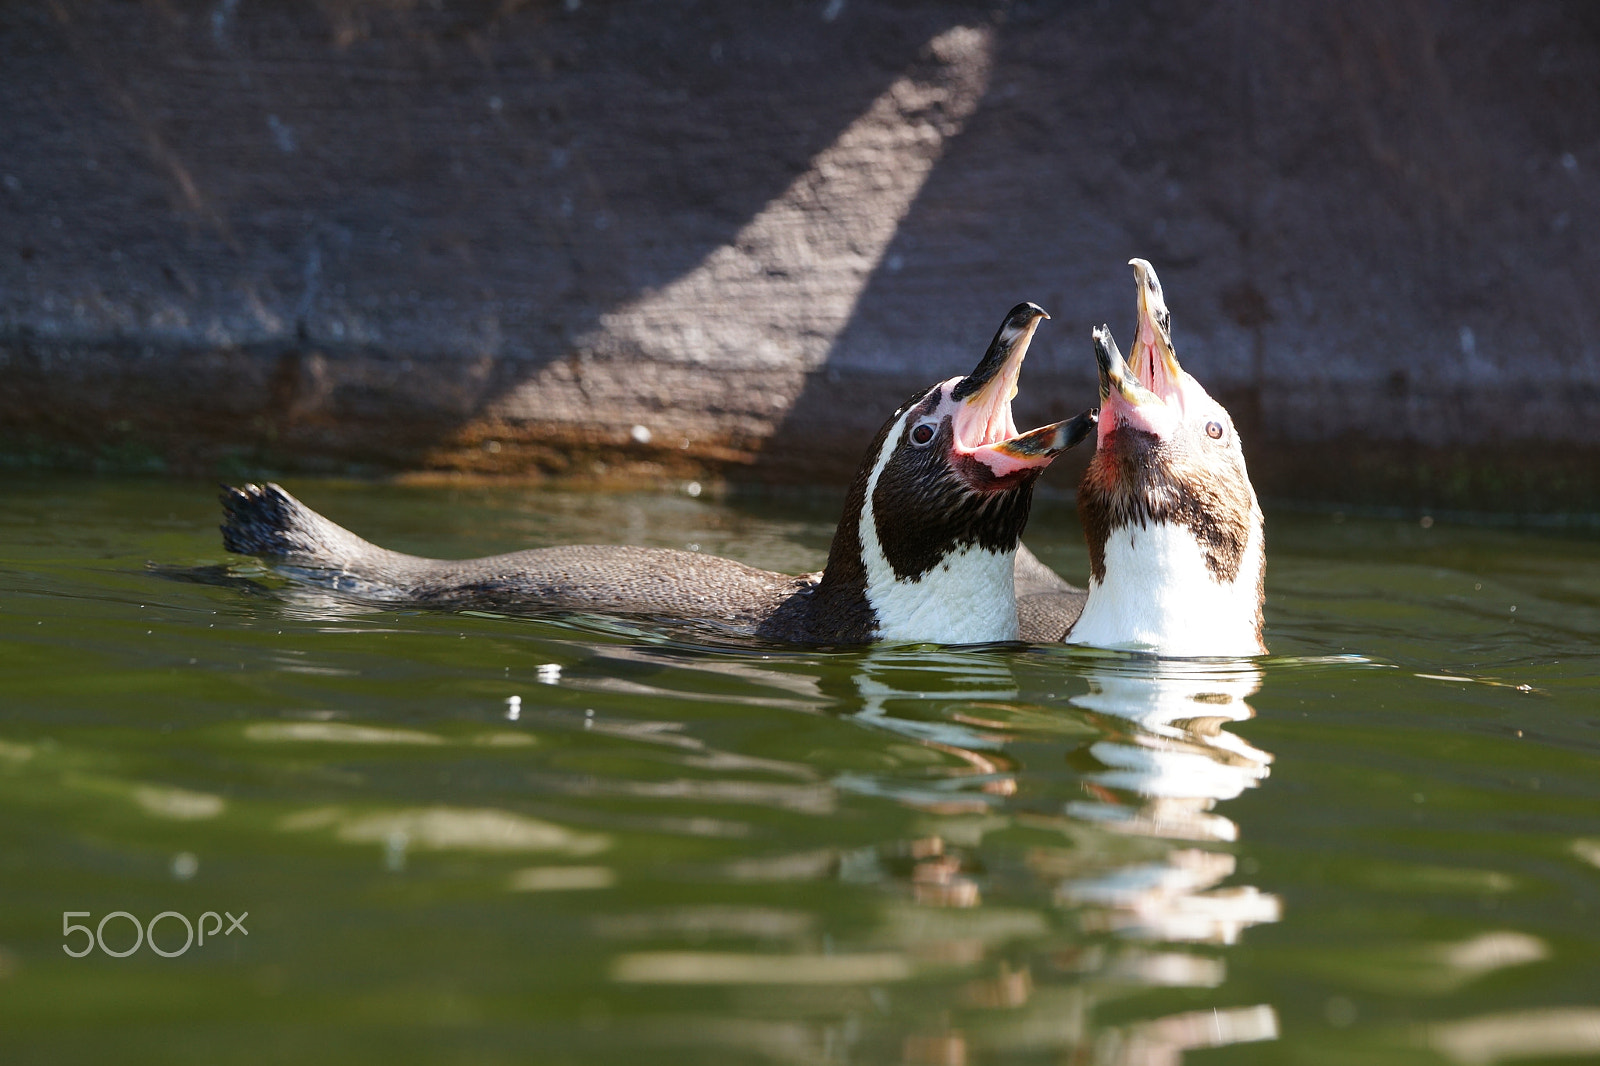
[{"x1": 3, "y1": 1, "x2": 1598, "y2": 508}]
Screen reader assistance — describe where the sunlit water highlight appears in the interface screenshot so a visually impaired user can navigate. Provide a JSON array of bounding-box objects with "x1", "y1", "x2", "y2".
[{"x1": 2, "y1": 477, "x2": 1599, "y2": 1064}]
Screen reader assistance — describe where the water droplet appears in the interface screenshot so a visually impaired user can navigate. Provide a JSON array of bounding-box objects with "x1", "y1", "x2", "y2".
[
  {"x1": 1324, "y1": 996, "x2": 1357, "y2": 1028},
  {"x1": 385, "y1": 830, "x2": 408, "y2": 872}
]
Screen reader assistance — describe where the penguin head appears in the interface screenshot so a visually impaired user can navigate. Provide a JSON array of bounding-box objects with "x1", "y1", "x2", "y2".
[
  {"x1": 1070, "y1": 260, "x2": 1266, "y2": 656},
  {"x1": 822, "y1": 302, "x2": 1094, "y2": 644},
  {"x1": 867, "y1": 303, "x2": 1093, "y2": 580}
]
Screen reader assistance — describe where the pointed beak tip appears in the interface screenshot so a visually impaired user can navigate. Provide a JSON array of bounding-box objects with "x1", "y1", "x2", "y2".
[
  {"x1": 1091, "y1": 324, "x2": 1117, "y2": 363},
  {"x1": 975, "y1": 408, "x2": 1097, "y2": 473}
]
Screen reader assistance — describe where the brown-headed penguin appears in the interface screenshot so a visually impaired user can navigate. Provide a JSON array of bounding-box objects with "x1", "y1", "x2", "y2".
[{"x1": 1017, "y1": 260, "x2": 1266, "y2": 656}]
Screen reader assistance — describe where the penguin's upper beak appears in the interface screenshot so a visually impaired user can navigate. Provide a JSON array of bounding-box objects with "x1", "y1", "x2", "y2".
[
  {"x1": 1092, "y1": 260, "x2": 1198, "y2": 446},
  {"x1": 1127, "y1": 258, "x2": 1184, "y2": 399},
  {"x1": 952, "y1": 303, "x2": 1094, "y2": 480}
]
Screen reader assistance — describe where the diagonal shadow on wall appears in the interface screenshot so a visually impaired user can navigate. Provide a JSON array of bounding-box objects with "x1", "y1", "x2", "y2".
[{"x1": 0, "y1": 1, "x2": 973, "y2": 473}]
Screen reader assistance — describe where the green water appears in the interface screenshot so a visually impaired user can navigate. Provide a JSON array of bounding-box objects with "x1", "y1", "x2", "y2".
[{"x1": 3, "y1": 476, "x2": 1599, "y2": 1065}]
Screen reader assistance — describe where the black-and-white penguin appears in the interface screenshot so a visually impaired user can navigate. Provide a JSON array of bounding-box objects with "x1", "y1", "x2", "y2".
[
  {"x1": 220, "y1": 303, "x2": 1096, "y2": 645},
  {"x1": 1017, "y1": 260, "x2": 1267, "y2": 656}
]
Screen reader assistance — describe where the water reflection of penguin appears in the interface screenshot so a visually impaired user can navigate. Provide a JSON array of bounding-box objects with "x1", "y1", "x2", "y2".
[
  {"x1": 832, "y1": 647, "x2": 1023, "y2": 813},
  {"x1": 827, "y1": 651, "x2": 1282, "y2": 1060},
  {"x1": 1059, "y1": 659, "x2": 1280, "y2": 944},
  {"x1": 1067, "y1": 659, "x2": 1270, "y2": 839}
]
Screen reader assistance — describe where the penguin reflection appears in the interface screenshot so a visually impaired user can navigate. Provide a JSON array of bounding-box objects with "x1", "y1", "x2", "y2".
[
  {"x1": 832, "y1": 651, "x2": 1283, "y2": 945},
  {"x1": 833, "y1": 652, "x2": 1282, "y2": 1060},
  {"x1": 1058, "y1": 658, "x2": 1281, "y2": 944},
  {"x1": 836, "y1": 648, "x2": 1022, "y2": 815}
]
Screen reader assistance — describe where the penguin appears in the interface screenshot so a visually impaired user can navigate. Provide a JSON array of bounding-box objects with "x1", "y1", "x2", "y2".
[
  {"x1": 221, "y1": 303, "x2": 1097, "y2": 646},
  {"x1": 1016, "y1": 260, "x2": 1267, "y2": 656}
]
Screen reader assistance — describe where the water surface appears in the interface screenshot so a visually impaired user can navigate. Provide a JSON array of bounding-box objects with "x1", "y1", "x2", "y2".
[{"x1": 2, "y1": 477, "x2": 1599, "y2": 1064}]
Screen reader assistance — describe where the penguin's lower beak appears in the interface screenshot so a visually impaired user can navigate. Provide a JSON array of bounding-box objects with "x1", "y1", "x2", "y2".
[
  {"x1": 1094, "y1": 323, "x2": 1167, "y2": 440},
  {"x1": 978, "y1": 410, "x2": 1098, "y2": 472},
  {"x1": 953, "y1": 303, "x2": 1093, "y2": 481}
]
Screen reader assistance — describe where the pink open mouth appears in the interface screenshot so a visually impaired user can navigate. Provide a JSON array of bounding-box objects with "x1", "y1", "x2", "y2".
[
  {"x1": 950, "y1": 304, "x2": 1092, "y2": 482},
  {"x1": 1096, "y1": 260, "x2": 1188, "y2": 446},
  {"x1": 1126, "y1": 258, "x2": 1184, "y2": 405}
]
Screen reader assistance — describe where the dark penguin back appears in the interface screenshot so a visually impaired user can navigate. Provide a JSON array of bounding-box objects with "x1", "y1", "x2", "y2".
[{"x1": 753, "y1": 391, "x2": 912, "y2": 644}]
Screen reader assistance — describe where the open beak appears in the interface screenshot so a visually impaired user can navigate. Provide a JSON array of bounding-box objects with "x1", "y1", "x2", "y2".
[
  {"x1": 953, "y1": 303, "x2": 1094, "y2": 479},
  {"x1": 1128, "y1": 258, "x2": 1183, "y2": 397}
]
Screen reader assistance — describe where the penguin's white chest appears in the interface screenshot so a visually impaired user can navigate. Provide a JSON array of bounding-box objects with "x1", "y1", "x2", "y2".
[
  {"x1": 1068, "y1": 521, "x2": 1262, "y2": 657},
  {"x1": 863, "y1": 542, "x2": 1019, "y2": 645},
  {"x1": 853, "y1": 404, "x2": 1022, "y2": 646}
]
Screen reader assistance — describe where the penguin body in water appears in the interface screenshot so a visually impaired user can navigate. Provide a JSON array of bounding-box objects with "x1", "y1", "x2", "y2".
[
  {"x1": 1018, "y1": 260, "x2": 1266, "y2": 656},
  {"x1": 222, "y1": 304, "x2": 1095, "y2": 645}
]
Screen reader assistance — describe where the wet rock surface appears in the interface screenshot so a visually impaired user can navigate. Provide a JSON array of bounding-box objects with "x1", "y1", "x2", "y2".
[{"x1": 3, "y1": 1, "x2": 1598, "y2": 508}]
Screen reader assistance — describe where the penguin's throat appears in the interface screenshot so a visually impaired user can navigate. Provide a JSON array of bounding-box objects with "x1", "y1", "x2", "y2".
[
  {"x1": 952, "y1": 386, "x2": 1020, "y2": 453},
  {"x1": 1074, "y1": 432, "x2": 1265, "y2": 656},
  {"x1": 1068, "y1": 518, "x2": 1265, "y2": 657},
  {"x1": 1130, "y1": 321, "x2": 1181, "y2": 404},
  {"x1": 1080, "y1": 430, "x2": 1254, "y2": 582}
]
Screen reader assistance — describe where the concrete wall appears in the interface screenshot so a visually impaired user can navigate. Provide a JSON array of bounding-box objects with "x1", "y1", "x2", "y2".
[{"x1": 4, "y1": 1, "x2": 1599, "y2": 509}]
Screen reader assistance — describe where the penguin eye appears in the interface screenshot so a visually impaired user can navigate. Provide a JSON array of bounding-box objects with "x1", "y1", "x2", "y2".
[
  {"x1": 909, "y1": 422, "x2": 937, "y2": 446},
  {"x1": 1205, "y1": 421, "x2": 1224, "y2": 440}
]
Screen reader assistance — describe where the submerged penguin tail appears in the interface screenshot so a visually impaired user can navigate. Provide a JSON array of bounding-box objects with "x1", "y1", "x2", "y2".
[{"x1": 220, "y1": 483, "x2": 374, "y2": 568}]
